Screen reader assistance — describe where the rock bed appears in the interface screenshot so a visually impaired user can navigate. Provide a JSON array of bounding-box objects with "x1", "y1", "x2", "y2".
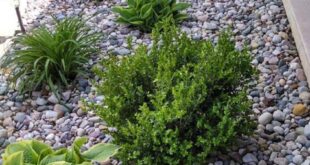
[{"x1": 1, "y1": 0, "x2": 310, "y2": 164}]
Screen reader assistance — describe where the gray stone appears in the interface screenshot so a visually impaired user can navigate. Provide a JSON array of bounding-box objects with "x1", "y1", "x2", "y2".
[
  {"x1": 214, "y1": 161, "x2": 223, "y2": 165},
  {"x1": 36, "y1": 97, "x2": 47, "y2": 106},
  {"x1": 285, "y1": 132, "x2": 296, "y2": 141},
  {"x1": 258, "y1": 112, "x2": 273, "y2": 125},
  {"x1": 45, "y1": 111, "x2": 60, "y2": 120},
  {"x1": 272, "y1": 35, "x2": 282, "y2": 43},
  {"x1": 0, "y1": 85, "x2": 8, "y2": 95},
  {"x1": 0, "y1": 112, "x2": 4, "y2": 120},
  {"x1": 0, "y1": 129, "x2": 8, "y2": 138},
  {"x1": 54, "y1": 104, "x2": 68, "y2": 114},
  {"x1": 62, "y1": 91, "x2": 71, "y2": 101},
  {"x1": 286, "y1": 141, "x2": 297, "y2": 150},
  {"x1": 89, "y1": 116, "x2": 100, "y2": 122},
  {"x1": 296, "y1": 127, "x2": 305, "y2": 135},
  {"x1": 301, "y1": 160, "x2": 310, "y2": 165},
  {"x1": 304, "y1": 124, "x2": 310, "y2": 138},
  {"x1": 95, "y1": 95, "x2": 104, "y2": 102},
  {"x1": 48, "y1": 94, "x2": 59, "y2": 104},
  {"x1": 273, "y1": 110, "x2": 285, "y2": 121},
  {"x1": 56, "y1": 13, "x2": 65, "y2": 20},
  {"x1": 270, "y1": 5, "x2": 280, "y2": 14},
  {"x1": 296, "y1": 135, "x2": 308, "y2": 145},
  {"x1": 77, "y1": 128, "x2": 85, "y2": 136},
  {"x1": 299, "y1": 92, "x2": 310, "y2": 102},
  {"x1": 114, "y1": 48, "x2": 130, "y2": 55},
  {"x1": 242, "y1": 153, "x2": 258, "y2": 163},
  {"x1": 268, "y1": 56, "x2": 279, "y2": 65},
  {"x1": 80, "y1": 120, "x2": 88, "y2": 128},
  {"x1": 203, "y1": 22, "x2": 218, "y2": 30},
  {"x1": 293, "y1": 155, "x2": 303, "y2": 164},
  {"x1": 46, "y1": 134, "x2": 54, "y2": 140},
  {"x1": 8, "y1": 136, "x2": 16, "y2": 143},
  {"x1": 197, "y1": 15, "x2": 208, "y2": 22},
  {"x1": 298, "y1": 119, "x2": 308, "y2": 127},
  {"x1": 296, "y1": 69, "x2": 306, "y2": 81},
  {"x1": 89, "y1": 130, "x2": 101, "y2": 138},
  {"x1": 258, "y1": 160, "x2": 267, "y2": 165},
  {"x1": 274, "y1": 157, "x2": 288, "y2": 165},
  {"x1": 274, "y1": 126, "x2": 284, "y2": 135},
  {"x1": 261, "y1": 14, "x2": 270, "y2": 22},
  {"x1": 14, "y1": 112, "x2": 26, "y2": 123},
  {"x1": 242, "y1": 26, "x2": 252, "y2": 35},
  {"x1": 250, "y1": 90, "x2": 260, "y2": 97},
  {"x1": 78, "y1": 78, "x2": 89, "y2": 88}
]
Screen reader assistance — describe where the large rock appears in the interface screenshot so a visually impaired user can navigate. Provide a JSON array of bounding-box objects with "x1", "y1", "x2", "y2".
[
  {"x1": 273, "y1": 110, "x2": 285, "y2": 121},
  {"x1": 258, "y1": 112, "x2": 273, "y2": 125}
]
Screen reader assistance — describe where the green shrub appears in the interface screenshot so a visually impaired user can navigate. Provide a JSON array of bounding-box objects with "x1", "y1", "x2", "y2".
[
  {"x1": 112, "y1": 0, "x2": 189, "y2": 32},
  {"x1": 0, "y1": 17, "x2": 100, "y2": 94},
  {"x1": 91, "y1": 20, "x2": 257, "y2": 164},
  {"x1": 2, "y1": 137, "x2": 119, "y2": 165}
]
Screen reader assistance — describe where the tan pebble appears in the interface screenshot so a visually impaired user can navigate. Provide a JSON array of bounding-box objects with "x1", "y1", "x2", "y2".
[
  {"x1": 279, "y1": 79, "x2": 286, "y2": 86},
  {"x1": 293, "y1": 104, "x2": 309, "y2": 116}
]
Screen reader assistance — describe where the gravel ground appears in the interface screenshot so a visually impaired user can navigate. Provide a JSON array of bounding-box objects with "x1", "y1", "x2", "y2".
[{"x1": 0, "y1": 0, "x2": 310, "y2": 164}]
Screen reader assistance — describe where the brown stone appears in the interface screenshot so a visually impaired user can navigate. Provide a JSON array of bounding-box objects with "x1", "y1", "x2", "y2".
[
  {"x1": 290, "y1": 83, "x2": 299, "y2": 90},
  {"x1": 296, "y1": 69, "x2": 307, "y2": 81},
  {"x1": 293, "y1": 104, "x2": 309, "y2": 116}
]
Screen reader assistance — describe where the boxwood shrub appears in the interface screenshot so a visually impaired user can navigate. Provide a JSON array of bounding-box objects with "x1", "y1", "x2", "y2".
[{"x1": 91, "y1": 20, "x2": 257, "y2": 164}]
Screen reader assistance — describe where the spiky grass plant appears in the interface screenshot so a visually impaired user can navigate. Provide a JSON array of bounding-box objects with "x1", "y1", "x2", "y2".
[{"x1": 1, "y1": 17, "x2": 101, "y2": 94}]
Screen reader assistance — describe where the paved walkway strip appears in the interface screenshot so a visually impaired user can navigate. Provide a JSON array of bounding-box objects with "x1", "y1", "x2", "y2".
[{"x1": 283, "y1": 0, "x2": 310, "y2": 85}]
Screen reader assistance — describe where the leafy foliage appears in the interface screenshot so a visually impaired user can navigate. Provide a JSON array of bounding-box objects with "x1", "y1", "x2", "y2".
[
  {"x1": 2, "y1": 137, "x2": 119, "y2": 165},
  {"x1": 0, "y1": 17, "x2": 100, "y2": 94},
  {"x1": 91, "y1": 20, "x2": 257, "y2": 164},
  {"x1": 112, "y1": 0, "x2": 190, "y2": 32}
]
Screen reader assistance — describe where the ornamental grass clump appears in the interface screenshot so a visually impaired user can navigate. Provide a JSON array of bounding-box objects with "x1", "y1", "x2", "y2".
[
  {"x1": 0, "y1": 17, "x2": 100, "y2": 94},
  {"x1": 91, "y1": 20, "x2": 257, "y2": 164},
  {"x1": 112, "y1": 0, "x2": 189, "y2": 32}
]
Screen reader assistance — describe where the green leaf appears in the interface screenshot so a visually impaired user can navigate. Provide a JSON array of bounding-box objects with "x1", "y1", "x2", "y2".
[
  {"x1": 82, "y1": 143, "x2": 119, "y2": 162},
  {"x1": 39, "y1": 154, "x2": 67, "y2": 165},
  {"x1": 31, "y1": 140, "x2": 53, "y2": 156},
  {"x1": 112, "y1": 7, "x2": 136, "y2": 19},
  {"x1": 3, "y1": 151, "x2": 24, "y2": 165},
  {"x1": 4, "y1": 141, "x2": 39, "y2": 164},
  {"x1": 47, "y1": 161, "x2": 72, "y2": 165},
  {"x1": 140, "y1": 3, "x2": 153, "y2": 19},
  {"x1": 129, "y1": 20, "x2": 144, "y2": 25},
  {"x1": 174, "y1": 13, "x2": 188, "y2": 22},
  {"x1": 172, "y1": 3, "x2": 190, "y2": 11},
  {"x1": 66, "y1": 137, "x2": 87, "y2": 163},
  {"x1": 72, "y1": 137, "x2": 88, "y2": 150},
  {"x1": 127, "y1": 0, "x2": 135, "y2": 7}
]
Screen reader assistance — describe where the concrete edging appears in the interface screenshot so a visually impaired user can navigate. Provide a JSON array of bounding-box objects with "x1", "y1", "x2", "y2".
[{"x1": 283, "y1": 0, "x2": 310, "y2": 85}]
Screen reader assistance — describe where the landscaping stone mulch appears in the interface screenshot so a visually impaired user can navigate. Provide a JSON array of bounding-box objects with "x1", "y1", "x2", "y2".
[{"x1": 0, "y1": 0, "x2": 310, "y2": 164}]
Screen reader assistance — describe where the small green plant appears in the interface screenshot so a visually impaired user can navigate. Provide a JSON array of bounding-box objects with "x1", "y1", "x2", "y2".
[
  {"x1": 0, "y1": 17, "x2": 100, "y2": 94},
  {"x1": 112, "y1": 0, "x2": 190, "y2": 32},
  {"x1": 2, "y1": 137, "x2": 119, "y2": 165},
  {"x1": 91, "y1": 19, "x2": 257, "y2": 164}
]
